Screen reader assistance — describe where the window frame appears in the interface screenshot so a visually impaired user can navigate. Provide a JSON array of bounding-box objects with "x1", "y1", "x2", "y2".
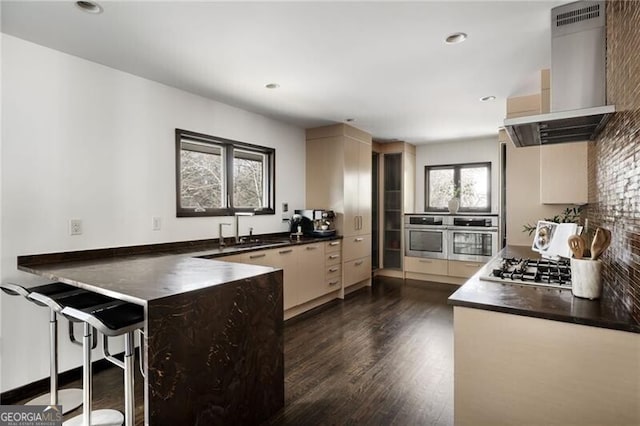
[
  {"x1": 175, "y1": 128, "x2": 276, "y2": 217},
  {"x1": 424, "y1": 162, "x2": 491, "y2": 213}
]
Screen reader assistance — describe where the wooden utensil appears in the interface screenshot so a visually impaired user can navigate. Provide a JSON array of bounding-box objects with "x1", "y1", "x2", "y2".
[
  {"x1": 591, "y1": 227, "x2": 611, "y2": 260},
  {"x1": 568, "y1": 234, "x2": 585, "y2": 259}
]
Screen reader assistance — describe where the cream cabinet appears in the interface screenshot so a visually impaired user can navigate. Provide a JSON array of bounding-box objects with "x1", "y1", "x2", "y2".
[
  {"x1": 404, "y1": 257, "x2": 448, "y2": 276},
  {"x1": 297, "y1": 243, "x2": 326, "y2": 303},
  {"x1": 539, "y1": 142, "x2": 588, "y2": 204},
  {"x1": 306, "y1": 124, "x2": 372, "y2": 290},
  {"x1": 505, "y1": 75, "x2": 588, "y2": 206},
  {"x1": 220, "y1": 241, "x2": 342, "y2": 313},
  {"x1": 447, "y1": 260, "x2": 484, "y2": 278},
  {"x1": 344, "y1": 256, "x2": 371, "y2": 287},
  {"x1": 325, "y1": 240, "x2": 342, "y2": 289},
  {"x1": 269, "y1": 247, "x2": 299, "y2": 310}
]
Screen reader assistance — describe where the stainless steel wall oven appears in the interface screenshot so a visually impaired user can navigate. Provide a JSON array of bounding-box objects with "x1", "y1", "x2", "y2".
[
  {"x1": 405, "y1": 214, "x2": 498, "y2": 262},
  {"x1": 404, "y1": 215, "x2": 447, "y2": 259}
]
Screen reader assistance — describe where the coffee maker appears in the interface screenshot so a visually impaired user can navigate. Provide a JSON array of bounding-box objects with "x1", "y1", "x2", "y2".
[{"x1": 292, "y1": 209, "x2": 336, "y2": 237}]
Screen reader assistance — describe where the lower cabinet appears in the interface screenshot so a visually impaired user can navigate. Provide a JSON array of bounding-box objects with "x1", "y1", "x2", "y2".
[
  {"x1": 343, "y1": 234, "x2": 371, "y2": 287},
  {"x1": 404, "y1": 256, "x2": 486, "y2": 284},
  {"x1": 344, "y1": 256, "x2": 371, "y2": 286},
  {"x1": 447, "y1": 260, "x2": 484, "y2": 278},
  {"x1": 221, "y1": 240, "x2": 342, "y2": 313},
  {"x1": 404, "y1": 257, "x2": 448, "y2": 275}
]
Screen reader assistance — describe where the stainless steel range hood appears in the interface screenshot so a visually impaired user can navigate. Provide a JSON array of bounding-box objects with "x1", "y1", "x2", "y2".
[
  {"x1": 504, "y1": 0, "x2": 615, "y2": 147},
  {"x1": 504, "y1": 104, "x2": 614, "y2": 147}
]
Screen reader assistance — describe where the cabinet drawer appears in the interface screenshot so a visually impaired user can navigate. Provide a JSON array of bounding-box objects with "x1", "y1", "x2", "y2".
[
  {"x1": 326, "y1": 252, "x2": 341, "y2": 265},
  {"x1": 326, "y1": 264, "x2": 341, "y2": 280},
  {"x1": 343, "y1": 234, "x2": 371, "y2": 261},
  {"x1": 325, "y1": 277, "x2": 342, "y2": 289},
  {"x1": 325, "y1": 240, "x2": 342, "y2": 253},
  {"x1": 448, "y1": 260, "x2": 484, "y2": 278},
  {"x1": 344, "y1": 256, "x2": 371, "y2": 287},
  {"x1": 404, "y1": 257, "x2": 448, "y2": 276}
]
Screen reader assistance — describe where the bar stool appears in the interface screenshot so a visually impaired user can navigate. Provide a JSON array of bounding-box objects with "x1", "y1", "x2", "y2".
[
  {"x1": 61, "y1": 300, "x2": 144, "y2": 426},
  {"x1": 0, "y1": 282, "x2": 84, "y2": 414},
  {"x1": 28, "y1": 290, "x2": 127, "y2": 426}
]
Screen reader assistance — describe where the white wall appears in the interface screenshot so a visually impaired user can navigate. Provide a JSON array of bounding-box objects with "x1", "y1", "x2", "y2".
[
  {"x1": 414, "y1": 137, "x2": 500, "y2": 213},
  {"x1": 0, "y1": 35, "x2": 306, "y2": 393}
]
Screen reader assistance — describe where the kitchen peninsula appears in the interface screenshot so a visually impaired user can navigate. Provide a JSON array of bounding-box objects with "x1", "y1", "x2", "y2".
[
  {"x1": 17, "y1": 243, "x2": 285, "y2": 425},
  {"x1": 448, "y1": 246, "x2": 640, "y2": 426}
]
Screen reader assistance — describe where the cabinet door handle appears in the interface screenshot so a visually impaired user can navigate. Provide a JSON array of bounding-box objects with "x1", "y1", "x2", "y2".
[
  {"x1": 359, "y1": 216, "x2": 363, "y2": 230},
  {"x1": 419, "y1": 259, "x2": 432, "y2": 263},
  {"x1": 329, "y1": 280, "x2": 340, "y2": 286},
  {"x1": 329, "y1": 254, "x2": 340, "y2": 259},
  {"x1": 355, "y1": 260, "x2": 364, "y2": 266},
  {"x1": 354, "y1": 216, "x2": 358, "y2": 230},
  {"x1": 278, "y1": 249, "x2": 293, "y2": 254},
  {"x1": 306, "y1": 246, "x2": 318, "y2": 250},
  {"x1": 249, "y1": 253, "x2": 266, "y2": 259},
  {"x1": 355, "y1": 238, "x2": 364, "y2": 242},
  {"x1": 329, "y1": 241, "x2": 340, "y2": 246},
  {"x1": 328, "y1": 267, "x2": 339, "y2": 273}
]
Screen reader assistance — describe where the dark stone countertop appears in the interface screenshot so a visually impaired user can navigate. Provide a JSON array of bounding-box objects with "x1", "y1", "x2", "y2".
[
  {"x1": 448, "y1": 245, "x2": 640, "y2": 334},
  {"x1": 17, "y1": 234, "x2": 341, "y2": 305}
]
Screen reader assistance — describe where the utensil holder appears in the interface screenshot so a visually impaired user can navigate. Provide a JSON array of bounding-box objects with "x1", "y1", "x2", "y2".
[{"x1": 570, "y1": 258, "x2": 603, "y2": 299}]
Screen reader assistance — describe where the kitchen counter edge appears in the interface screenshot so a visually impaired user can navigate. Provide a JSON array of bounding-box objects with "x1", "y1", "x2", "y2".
[{"x1": 447, "y1": 245, "x2": 640, "y2": 334}]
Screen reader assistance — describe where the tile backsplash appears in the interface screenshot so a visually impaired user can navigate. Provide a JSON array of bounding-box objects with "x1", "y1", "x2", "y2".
[{"x1": 587, "y1": 1, "x2": 640, "y2": 321}]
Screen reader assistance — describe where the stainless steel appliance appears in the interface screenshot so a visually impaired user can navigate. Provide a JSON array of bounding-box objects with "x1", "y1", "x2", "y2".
[
  {"x1": 447, "y1": 216, "x2": 498, "y2": 262},
  {"x1": 404, "y1": 214, "x2": 499, "y2": 261},
  {"x1": 293, "y1": 209, "x2": 336, "y2": 237},
  {"x1": 404, "y1": 215, "x2": 447, "y2": 259},
  {"x1": 479, "y1": 256, "x2": 572, "y2": 290},
  {"x1": 504, "y1": 1, "x2": 615, "y2": 147}
]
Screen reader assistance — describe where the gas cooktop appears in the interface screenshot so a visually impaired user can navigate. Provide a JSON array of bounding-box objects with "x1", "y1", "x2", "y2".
[{"x1": 479, "y1": 257, "x2": 572, "y2": 290}]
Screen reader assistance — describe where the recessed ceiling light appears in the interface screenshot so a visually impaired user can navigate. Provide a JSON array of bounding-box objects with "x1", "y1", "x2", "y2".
[
  {"x1": 480, "y1": 95, "x2": 497, "y2": 102},
  {"x1": 445, "y1": 32, "x2": 467, "y2": 44},
  {"x1": 265, "y1": 83, "x2": 280, "y2": 89},
  {"x1": 75, "y1": 1, "x2": 103, "y2": 14}
]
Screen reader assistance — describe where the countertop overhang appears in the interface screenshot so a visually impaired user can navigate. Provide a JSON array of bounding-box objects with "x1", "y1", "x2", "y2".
[
  {"x1": 448, "y1": 245, "x2": 640, "y2": 334},
  {"x1": 17, "y1": 234, "x2": 340, "y2": 305}
]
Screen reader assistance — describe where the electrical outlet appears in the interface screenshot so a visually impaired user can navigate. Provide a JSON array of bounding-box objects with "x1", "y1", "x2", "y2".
[
  {"x1": 152, "y1": 217, "x2": 161, "y2": 231},
  {"x1": 69, "y1": 219, "x2": 83, "y2": 236}
]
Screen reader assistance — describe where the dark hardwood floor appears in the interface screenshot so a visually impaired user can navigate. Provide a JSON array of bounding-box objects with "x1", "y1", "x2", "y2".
[{"x1": 32, "y1": 276, "x2": 456, "y2": 425}]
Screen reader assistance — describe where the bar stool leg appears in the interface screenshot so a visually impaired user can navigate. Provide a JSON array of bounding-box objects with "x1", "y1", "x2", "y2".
[
  {"x1": 64, "y1": 323, "x2": 123, "y2": 426},
  {"x1": 123, "y1": 332, "x2": 135, "y2": 426},
  {"x1": 27, "y1": 311, "x2": 82, "y2": 414}
]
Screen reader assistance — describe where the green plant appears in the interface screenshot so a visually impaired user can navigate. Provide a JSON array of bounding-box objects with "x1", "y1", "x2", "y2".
[
  {"x1": 522, "y1": 206, "x2": 583, "y2": 236},
  {"x1": 451, "y1": 186, "x2": 461, "y2": 199}
]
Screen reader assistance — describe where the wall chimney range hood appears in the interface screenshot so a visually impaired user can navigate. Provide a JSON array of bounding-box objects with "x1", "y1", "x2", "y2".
[{"x1": 504, "y1": 0, "x2": 615, "y2": 147}]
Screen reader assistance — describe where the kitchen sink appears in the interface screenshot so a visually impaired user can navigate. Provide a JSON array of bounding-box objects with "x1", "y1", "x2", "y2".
[{"x1": 232, "y1": 239, "x2": 290, "y2": 249}]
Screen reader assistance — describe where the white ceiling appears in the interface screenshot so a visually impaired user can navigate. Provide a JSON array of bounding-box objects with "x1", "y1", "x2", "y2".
[{"x1": 1, "y1": 0, "x2": 564, "y2": 144}]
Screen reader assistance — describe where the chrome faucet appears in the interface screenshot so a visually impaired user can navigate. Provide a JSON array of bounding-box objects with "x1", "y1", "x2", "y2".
[
  {"x1": 219, "y1": 223, "x2": 232, "y2": 248},
  {"x1": 234, "y1": 212, "x2": 255, "y2": 243}
]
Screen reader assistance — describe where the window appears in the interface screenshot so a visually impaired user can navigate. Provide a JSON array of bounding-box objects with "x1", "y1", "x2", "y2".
[
  {"x1": 425, "y1": 162, "x2": 491, "y2": 212},
  {"x1": 176, "y1": 129, "x2": 275, "y2": 216}
]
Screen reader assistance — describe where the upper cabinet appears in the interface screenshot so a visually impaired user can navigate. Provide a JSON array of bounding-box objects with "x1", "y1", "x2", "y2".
[
  {"x1": 305, "y1": 124, "x2": 372, "y2": 237},
  {"x1": 306, "y1": 124, "x2": 372, "y2": 289},
  {"x1": 505, "y1": 72, "x2": 588, "y2": 205}
]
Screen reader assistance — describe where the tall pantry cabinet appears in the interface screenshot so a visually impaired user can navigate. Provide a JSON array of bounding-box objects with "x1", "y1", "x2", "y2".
[
  {"x1": 306, "y1": 124, "x2": 372, "y2": 293},
  {"x1": 372, "y1": 141, "x2": 416, "y2": 277}
]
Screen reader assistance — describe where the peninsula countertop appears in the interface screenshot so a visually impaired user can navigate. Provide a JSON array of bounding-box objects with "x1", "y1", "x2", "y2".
[
  {"x1": 17, "y1": 234, "x2": 339, "y2": 305},
  {"x1": 448, "y1": 245, "x2": 640, "y2": 334}
]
